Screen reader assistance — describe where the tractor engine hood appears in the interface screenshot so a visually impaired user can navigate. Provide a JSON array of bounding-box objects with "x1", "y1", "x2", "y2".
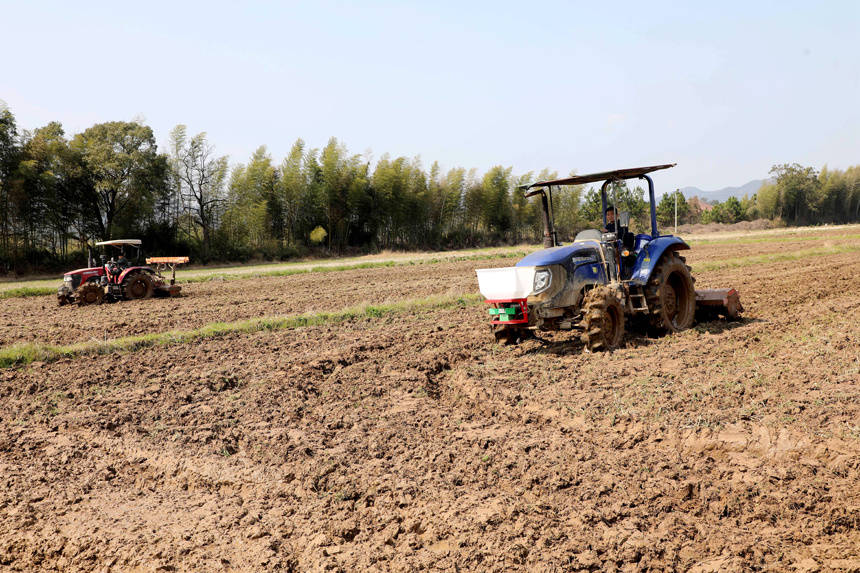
[
  {"x1": 477, "y1": 243, "x2": 600, "y2": 301},
  {"x1": 64, "y1": 266, "x2": 103, "y2": 276},
  {"x1": 515, "y1": 244, "x2": 597, "y2": 268}
]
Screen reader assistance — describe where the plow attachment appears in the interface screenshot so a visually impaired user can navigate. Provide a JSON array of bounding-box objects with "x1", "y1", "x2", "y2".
[
  {"x1": 695, "y1": 288, "x2": 743, "y2": 320},
  {"x1": 146, "y1": 256, "x2": 189, "y2": 297}
]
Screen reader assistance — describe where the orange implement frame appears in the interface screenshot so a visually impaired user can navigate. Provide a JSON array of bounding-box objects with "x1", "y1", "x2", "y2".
[
  {"x1": 146, "y1": 256, "x2": 190, "y2": 264},
  {"x1": 145, "y1": 256, "x2": 189, "y2": 285}
]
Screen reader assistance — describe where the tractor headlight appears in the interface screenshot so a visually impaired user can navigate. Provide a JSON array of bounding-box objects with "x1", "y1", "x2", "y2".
[{"x1": 533, "y1": 268, "x2": 552, "y2": 294}]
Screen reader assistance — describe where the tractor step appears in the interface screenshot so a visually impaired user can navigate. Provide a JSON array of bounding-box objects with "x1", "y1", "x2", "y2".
[
  {"x1": 629, "y1": 293, "x2": 649, "y2": 312},
  {"x1": 628, "y1": 286, "x2": 649, "y2": 312},
  {"x1": 695, "y1": 288, "x2": 743, "y2": 320}
]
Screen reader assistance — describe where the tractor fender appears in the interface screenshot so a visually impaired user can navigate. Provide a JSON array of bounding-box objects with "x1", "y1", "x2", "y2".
[
  {"x1": 628, "y1": 236, "x2": 690, "y2": 286},
  {"x1": 117, "y1": 266, "x2": 156, "y2": 284}
]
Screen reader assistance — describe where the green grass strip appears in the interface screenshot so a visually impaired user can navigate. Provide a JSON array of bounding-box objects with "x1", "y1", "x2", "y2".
[
  {"x1": 688, "y1": 232, "x2": 860, "y2": 246},
  {"x1": 0, "y1": 286, "x2": 57, "y2": 300},
  {"x1": 0, "y1": 293, "x2": 483, "y2": 369},
  {"x1": 693, "y1": 243, "x2": 860, "y2": 272}
]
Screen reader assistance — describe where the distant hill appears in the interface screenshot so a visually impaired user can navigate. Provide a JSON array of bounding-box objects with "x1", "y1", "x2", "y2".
[{"x1": 678, "y1": 179, "x2": 770, "y2": 204}]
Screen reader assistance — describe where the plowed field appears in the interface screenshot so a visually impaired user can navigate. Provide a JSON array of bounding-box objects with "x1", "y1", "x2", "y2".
[{"x1": 1, "y1": 231, "x2": 859, "y2": 571}]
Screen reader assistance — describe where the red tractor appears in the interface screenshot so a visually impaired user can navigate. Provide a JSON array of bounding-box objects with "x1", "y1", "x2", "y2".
[{"x1": 57, "y1": 239, "x2": 187, "y2": 306}]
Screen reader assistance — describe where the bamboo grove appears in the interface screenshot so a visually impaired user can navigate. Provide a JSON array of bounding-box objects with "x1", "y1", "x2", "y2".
[{"x1": 1, "y1": 105, "x2": 858, "y2": 273}]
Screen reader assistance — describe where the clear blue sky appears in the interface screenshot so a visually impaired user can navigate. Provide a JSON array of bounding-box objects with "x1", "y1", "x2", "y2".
[{"x1": 1, "y1": 0, "x2": 858, "y2": 192}]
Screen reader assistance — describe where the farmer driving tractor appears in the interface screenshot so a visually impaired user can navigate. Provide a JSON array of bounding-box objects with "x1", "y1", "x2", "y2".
[
  {"x1": 57, "y1": 239, "x2": 188, "y2": 306},
  {"x1": 107, "y1": 253, "x2": 129, "y2": 278},
  {"x1": 604, "y1": 206, "x2": 618, "y2": 233},
  {"x1": 603, "y1": 206, "x2": 636, "y2": 274}
]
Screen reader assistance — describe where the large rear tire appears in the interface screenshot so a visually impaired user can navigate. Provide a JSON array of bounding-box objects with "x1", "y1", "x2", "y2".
[
  {"x1": 580, "y1": 286, "x2": 625, "y2": 352},
  {"x1": 76, "y1": 282, "x2": 104, "y2": 306},
  {"x1": 124, "y1": 272, "x2": 154, "y2": 300},
  {"x1": 645, "y1": 252, "x2": 696, "y2": 333}
]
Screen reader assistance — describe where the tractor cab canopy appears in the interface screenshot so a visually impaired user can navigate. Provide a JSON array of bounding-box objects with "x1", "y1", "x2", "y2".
[
  {"x1": 90, "y1": 239, "x2": 143, "y2": 267},
  {"x1": 95, "y1": 239, "x2": 142, "y2": 247},
  {"x1": 521, "y1": 164, "x2": 676, "y2": 247}
]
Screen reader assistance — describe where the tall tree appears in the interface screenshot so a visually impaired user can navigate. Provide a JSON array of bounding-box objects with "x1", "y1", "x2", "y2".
[
  {"x1": 845, "y1": 166, "x2": 860, "y2": 221},
  {"x1": 657, "y1": 190, "x2": 689, "y2": 228},
  {"x1": 439, "y1": 167, "x2": 467, "y2": 242},
  {"x1": 769, "y1": 163, "x2": 819, "y2": 225},
  {"x1": 168, "y1": 125, "x2": 228, "y2": 256},
  {"x1": 0, "y1": 104, "x2": 19, "y2": 259},
  {"x1": 755, "y1": 182, "x2": 779, "y2": 220},
  {"x1": 14, "y1": 122, "x2": 70, "y2": 253},
  {"x1": 222, "y1": 146, "x2": 277, "y2": 250},
  {"x1": 70, "y1": 121, "x2": 168, "y2": 240},
  {"x1": 320, "y1": 137, "x2": 350, "y2": 250},
  {"x1": 554, "y1": 178, "x2": 585, "y2": 240},
  {"x1": 278, "y1": 139, "x2": 307, "y2": 245},
  {"x1": 723, "y1": 196, "x2": 744, "y2": 223}
]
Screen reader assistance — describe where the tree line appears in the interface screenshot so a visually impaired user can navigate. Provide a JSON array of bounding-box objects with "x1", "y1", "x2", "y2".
[
  {"x1": 1, "y1": 103, "x2": 858, "y2": 273},
  {"x1": 656, "y1": 164, "x2": 860, "y2": 228}
]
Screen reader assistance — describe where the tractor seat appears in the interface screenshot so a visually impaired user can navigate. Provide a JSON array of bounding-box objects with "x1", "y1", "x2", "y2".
[{"x1": 574, "y1": 229, "x2": 602, "y2": 242}]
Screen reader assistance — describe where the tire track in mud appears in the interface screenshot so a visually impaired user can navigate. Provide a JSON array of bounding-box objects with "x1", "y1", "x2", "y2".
[
  {"x1": 378, "y1": 251, "x2": 860, "y2": 568},
  {"x1": 411, "y1": 258, "x2": 860, "y2": 569},
  {"x1": 2, "y1": 251, "x2": 859, "y2": 570}
]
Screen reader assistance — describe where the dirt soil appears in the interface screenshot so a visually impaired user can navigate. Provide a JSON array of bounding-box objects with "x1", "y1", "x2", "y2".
[
  {"x1": 3, "y1": 235, "x2": 858, "y2": 348},
  {"x1": 0, "y1": 259, "x2": 518, "y2": 347},
  {"x1": 0, "y1": 239, "x2": 859, "y2": 571},
  {"x1": 676, "y1": 218, "x2": 779, "y2": 235}
]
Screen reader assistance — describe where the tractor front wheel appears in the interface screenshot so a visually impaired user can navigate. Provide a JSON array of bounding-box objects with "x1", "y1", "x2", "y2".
[
  {"x1": 580, "y1": 286, "x2": 625, "y2": 352},
  {"x1": 645, "y1": 252, "x2": 696, "y2": 333},
  {"x1": 76, "y1": 282, "x2": 104, "y2": 306},
  {"x1": 124, "y1": 272, "x2": 154, "y2": 300}
]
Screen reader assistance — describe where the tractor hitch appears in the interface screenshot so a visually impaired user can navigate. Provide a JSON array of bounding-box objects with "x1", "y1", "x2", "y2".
[
  {"x1": 486, "y1": 299, "x2": 529, "y2": 325},
  {"x1": 695, "y1": 288, "x2": 743, "y2": 320},
  {"x1": 146, "y1": 256, "x2": 190, "y2": 297}
]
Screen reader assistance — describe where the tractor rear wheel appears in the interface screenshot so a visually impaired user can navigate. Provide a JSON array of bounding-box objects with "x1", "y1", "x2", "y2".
[
  {"x1": 76, "y1": 282, "x2": 104, "y2": 306},
  {"x1": 645, "y1": 252, "x2": 696, "y2": 333},
  {"x1": 580, "y1": 286, "x2": 625, "y2": 352},
  {"x1": 124, "y1": 272, "x2": 154, "y2": 300}
]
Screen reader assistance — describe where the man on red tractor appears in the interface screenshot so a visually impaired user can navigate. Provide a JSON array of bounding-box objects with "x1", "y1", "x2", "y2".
[{"x1": 57, "y1": 239, "x2": 186, "y2": 306}]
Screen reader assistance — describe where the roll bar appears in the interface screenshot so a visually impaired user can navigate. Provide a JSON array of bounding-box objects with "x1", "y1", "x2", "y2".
[{"x1": 523, "y1": 163, "x2": 674, "y2": 244}]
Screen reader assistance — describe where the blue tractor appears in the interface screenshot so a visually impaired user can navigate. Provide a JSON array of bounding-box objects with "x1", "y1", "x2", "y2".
[{"x1": 475, "y1": 164, "x2": 742, "y2": 350}]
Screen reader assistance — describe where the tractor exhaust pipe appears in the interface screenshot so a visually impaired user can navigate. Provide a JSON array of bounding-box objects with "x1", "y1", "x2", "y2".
[
  {"x1": 539, "y1": 191, "x2": 556, "y2": 248},
  {"x1": 523, "y1": 187, "x2": 558, "y2": 249}
]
